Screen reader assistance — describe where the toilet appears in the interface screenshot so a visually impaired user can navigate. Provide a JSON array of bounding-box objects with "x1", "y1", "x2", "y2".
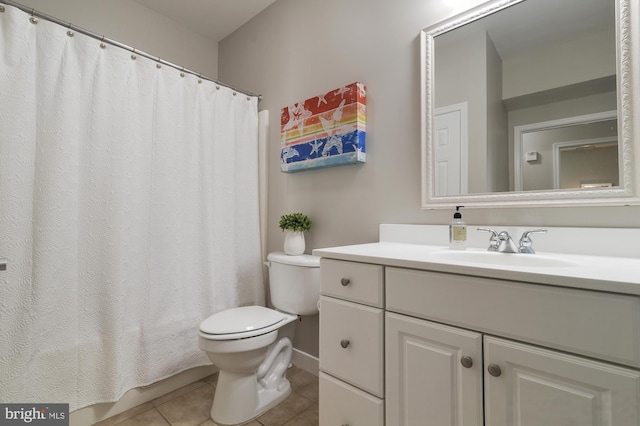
[{"x1": 198, "y1": 252, "x2": 320, "y2": 425}]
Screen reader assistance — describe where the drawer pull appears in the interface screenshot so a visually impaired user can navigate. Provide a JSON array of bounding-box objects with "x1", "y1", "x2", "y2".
[
  {"x1": 340, "y1": 339, "x2": 350, "y2": 348},
  {"x1": 460, "y1": 356, "x2": 473, "y2": 368},
  {"x1": 340, "y1": 277, "x2": 350, "y2": 286},
  {"x1": 487, "y1": 363, "x2": 502, "y2": 377}
]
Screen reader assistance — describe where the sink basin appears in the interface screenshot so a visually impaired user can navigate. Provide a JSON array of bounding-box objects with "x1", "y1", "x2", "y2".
[{"x1": 429, "y1": 250, "x2": 577, "y2": 268}]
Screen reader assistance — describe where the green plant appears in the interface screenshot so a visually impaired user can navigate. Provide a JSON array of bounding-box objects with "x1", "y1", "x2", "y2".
[{"x1": 279, "y1": 212, "x2": 312, "y2": 232}]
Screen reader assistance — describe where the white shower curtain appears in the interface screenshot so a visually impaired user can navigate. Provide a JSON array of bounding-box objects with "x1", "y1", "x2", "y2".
[{"x1": 0, "y1": 5, "x2": 265, "y2": 410}]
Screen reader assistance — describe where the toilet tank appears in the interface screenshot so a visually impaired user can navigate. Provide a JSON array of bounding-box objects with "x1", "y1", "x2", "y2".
[{"x1": 267, "y1": 252, "x2": 320, "y2": 316}]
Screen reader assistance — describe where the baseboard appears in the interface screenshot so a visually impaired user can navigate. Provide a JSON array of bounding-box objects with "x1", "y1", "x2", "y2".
[
  {"x1": 291, "y1": 348, "x2": 319, "y2": 376},
  {"x1": 69, "y1": 365, "x2": 218, "y2": 426}
]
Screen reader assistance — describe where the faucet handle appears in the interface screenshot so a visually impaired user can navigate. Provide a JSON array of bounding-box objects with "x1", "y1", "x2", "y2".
[
  {"x1": 477, "y1": 228, "x2": 499, "y2": 251},
  {"x1": 519, "y1": 229, "x2": 548, "y2": 254}
]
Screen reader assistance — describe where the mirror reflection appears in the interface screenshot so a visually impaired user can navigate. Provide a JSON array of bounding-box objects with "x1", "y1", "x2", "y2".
[
  {"x1": 432, "y1": 0, "x2": 616, "y2": 196},
  {"x1": 516, "y1": 113, "x2": 618, "y2": 191}
]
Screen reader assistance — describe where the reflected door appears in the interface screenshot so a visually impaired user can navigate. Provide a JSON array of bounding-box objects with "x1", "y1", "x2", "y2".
[{"x1": 434, "y1": 103, "x2": 467, "y2": 196}]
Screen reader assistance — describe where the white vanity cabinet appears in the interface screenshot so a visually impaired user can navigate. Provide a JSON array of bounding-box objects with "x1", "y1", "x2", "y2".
[
  {"x1": 317, "y1": 251, "x2": 640, "y2": 426},
  {"x1": 385, "y1": 267, "x2": 640, "y2": 426},
  {"x1": 318, "y1": 258, "x2": 385, "y2": 426}
]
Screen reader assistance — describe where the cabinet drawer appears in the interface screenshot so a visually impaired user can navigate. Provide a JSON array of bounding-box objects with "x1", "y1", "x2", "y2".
[
  {"x1": 319, "y1": 296, "x2": 384, "y2": 396},
  {"x1": 320, "y1": 259, "x2": 384, "y2": 307},
  {"x1": 386, "y1": 267, "x2": 640, "y2": 368},
  {"x1": 319, "y1": 372, "x2": 384, "y2": 426}
]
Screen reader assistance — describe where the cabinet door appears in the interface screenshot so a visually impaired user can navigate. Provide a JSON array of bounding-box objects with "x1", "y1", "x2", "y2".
[
  {"x1": 484, "y1": 336, "x2": 640, "y2": 426},
  {"x1": 386, "y1": 312, "x2": 483, "y2": 426}
]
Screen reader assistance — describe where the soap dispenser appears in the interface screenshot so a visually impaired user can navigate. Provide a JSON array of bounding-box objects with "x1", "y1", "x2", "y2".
[{"x1": 449, "y1": 206, "x2": 467, "y2": 250}]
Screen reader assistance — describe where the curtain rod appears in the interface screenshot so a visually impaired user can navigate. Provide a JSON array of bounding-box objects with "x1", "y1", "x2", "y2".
[{"x1": 0, "y1": 0, "x2": 262, "y2": 101}]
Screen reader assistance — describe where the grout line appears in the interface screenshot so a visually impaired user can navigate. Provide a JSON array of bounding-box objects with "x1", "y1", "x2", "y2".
[{"x1": 155, "y1": 407, "x2": 173, "y2": 426}]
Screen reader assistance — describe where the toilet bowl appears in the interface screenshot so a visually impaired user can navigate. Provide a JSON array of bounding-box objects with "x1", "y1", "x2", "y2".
[{"x1": 198, "y1": 252, "x2": 320, "y2": 425}]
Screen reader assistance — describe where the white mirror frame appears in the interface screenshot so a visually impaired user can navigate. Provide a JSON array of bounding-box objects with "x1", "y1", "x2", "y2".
[{"x1": 421, "y1": 0, "x2": 640, "y2": 209}]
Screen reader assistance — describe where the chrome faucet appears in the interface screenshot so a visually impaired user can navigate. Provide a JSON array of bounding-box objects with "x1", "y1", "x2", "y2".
[
  {"x1": 518, "y1": 229, "x2": 547, "y2": 254},
  {"x1": 477, "y1": 228, "x2": 500, "y2": 251},
  {"x1": 478, "y1": 228, "x2": 548, "y2": 254}
]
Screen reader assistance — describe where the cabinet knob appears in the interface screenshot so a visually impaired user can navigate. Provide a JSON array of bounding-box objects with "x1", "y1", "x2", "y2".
[
  {"x1": 340, "y1": 339, "x2": 350, "y2": 348},
  {"x1": 460, "y1": 356, "x2": 473, "y2": 368},
  {"x1": 340, "y1": 278, "x2": 350, "y2": 286},
  {"x1": 487, "y1": 364, "x2": 502, "y2": 377}
]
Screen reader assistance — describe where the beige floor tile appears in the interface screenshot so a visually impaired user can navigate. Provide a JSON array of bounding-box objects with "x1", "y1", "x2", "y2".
[
  {"x1": 152, "y1": 381, "x2": 208, "y2": 407},
  {"x1": 157, "y1": 383, "x2": 215, "y2": 426},
  {"x1": 288, "y1": 371, "x2": 318, "y2": 403},
  {"x1": 285, "y1": 364, "x2": 302, "y2": 378},
  {"x1": 282, "y1": 404, "x2": 319, "y2": 426},
  {"x1": 256, "y1": 392, "x2": 314, "y2": 426},
  {"x1": 114, "y1": 408, "x2": 170, "y2": 426},
  {"x1": 203, "y1": 373, "x2": 219, "y2": 388},
  {"x1": 93, "y1": 402, "x2": 156, "y2": 426}
]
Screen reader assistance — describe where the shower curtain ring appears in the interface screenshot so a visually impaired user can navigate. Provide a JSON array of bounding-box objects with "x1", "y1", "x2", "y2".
[
  {"x1": 29, "y1": 9, "x2": 38, "y2": 24},
  {"x1": 67, "y1": 23, "x2": 74, "y2": 37},
  {"x1": 180, "y1": 67, "x2": 185, "y2": 78},
  {"x1": 156, "y1": 58, "x2": 162, "y2": 69},
  {"x1": 131, "y1": 48, "x2": 137, "y2": 60}
]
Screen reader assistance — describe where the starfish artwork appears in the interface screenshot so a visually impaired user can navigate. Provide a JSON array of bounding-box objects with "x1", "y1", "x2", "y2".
[{"x1": 280, "y1": 82, "x2": 366, "y2": 172}]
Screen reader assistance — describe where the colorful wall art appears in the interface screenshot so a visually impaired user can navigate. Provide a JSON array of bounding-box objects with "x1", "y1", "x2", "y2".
[{"x1": 280, "y1": 82, "x2": 366, "y2": 172}]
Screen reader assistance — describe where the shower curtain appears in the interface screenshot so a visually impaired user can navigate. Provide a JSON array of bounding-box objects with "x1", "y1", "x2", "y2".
[{"x1": 0, "y1": 4, "x2": 265, "y2": 410}]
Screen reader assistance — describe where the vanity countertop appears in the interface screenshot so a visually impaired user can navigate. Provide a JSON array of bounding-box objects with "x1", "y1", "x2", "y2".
[{"x1": 313, "y1": 242, "x2": 640, "y2": 296}]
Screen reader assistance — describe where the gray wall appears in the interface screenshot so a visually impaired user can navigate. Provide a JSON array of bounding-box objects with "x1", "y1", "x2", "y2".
[
  {"x1": 219, "y1": 0, "x2": 640, "y2": 247},
  {"x1": 486, "y1": 34, "x2": 509, "y2": 193},
  {"x1": 219, "y1": 0, "x2": 640, "y2": 356}
]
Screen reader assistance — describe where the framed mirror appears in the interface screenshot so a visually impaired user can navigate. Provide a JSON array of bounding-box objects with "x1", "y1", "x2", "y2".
[{"x1": 421, "y1": 0, "x2": 640, "y2": 208}]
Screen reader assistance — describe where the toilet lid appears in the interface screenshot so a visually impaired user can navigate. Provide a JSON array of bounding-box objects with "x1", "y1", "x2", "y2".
[{"x1": 199, "y1": 306, "x2": 285, "y2": 335}]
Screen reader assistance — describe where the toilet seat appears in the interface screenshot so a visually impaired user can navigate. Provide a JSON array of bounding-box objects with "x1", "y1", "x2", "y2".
[{"x1": 199, "y1": 306, "x2": 296, "y2": 341}]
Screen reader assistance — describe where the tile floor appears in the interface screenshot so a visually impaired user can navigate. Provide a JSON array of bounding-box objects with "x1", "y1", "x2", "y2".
[{"x1": 94, "y1": 366, "x2": 318, "y2": 426}]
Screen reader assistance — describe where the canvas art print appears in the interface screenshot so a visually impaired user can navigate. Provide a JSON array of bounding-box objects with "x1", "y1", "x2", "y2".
[{"x1": 280, "y1": 82, "x2": 366, "y2": 172}]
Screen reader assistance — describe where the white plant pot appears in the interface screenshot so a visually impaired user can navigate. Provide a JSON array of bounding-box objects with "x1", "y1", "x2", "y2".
[{"x1": 284, "y1": 230, "x2": 305, "y2": 255}]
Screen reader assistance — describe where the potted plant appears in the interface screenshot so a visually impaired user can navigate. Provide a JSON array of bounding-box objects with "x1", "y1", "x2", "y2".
[{"x1": 279, "y1": 212, "x2": 312, "y2": 255}]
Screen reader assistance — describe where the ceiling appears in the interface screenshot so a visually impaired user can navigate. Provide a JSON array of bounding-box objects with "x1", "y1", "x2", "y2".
[
  {"x1": 132, "y1": 0, "x2": 277, "y2": 42},
  {"x1": 435, "y1": 0, "x2": 613, "y2": 59}
]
